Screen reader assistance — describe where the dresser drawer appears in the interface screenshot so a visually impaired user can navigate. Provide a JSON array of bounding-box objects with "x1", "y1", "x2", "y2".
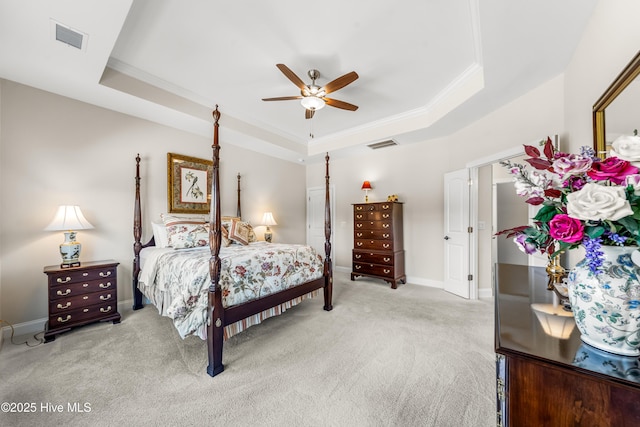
[
  {"x1": 354, "y1": 229, "x2": 393, "y2": 240},
  {"x1": 354, "y1": 204, "x2": 379, "y2": 212},
  {"x1": 48, "y1": 301, "x2": 118, "y2": 329},
  {"x1": 352, "y1": 250, "x2": 394, "y2": 265},
  {"x1": 353, "y1": 262, "x2": 395, "y2": 278},
  {"x1": 354, "y1": 220, "x2": 393, "y2": 231},
  {"x1": 47, "y1": 265, "x2": 117, "y2": 286},
  {"x1": 354, "y1": 239, "x2": 394, "y2": 251},
  {"x1": 49, "y1": 278, "x2": 116, "y2": 300},
  {"x1": 49, "y1": 289, "x2": 116, "y2": 315}
]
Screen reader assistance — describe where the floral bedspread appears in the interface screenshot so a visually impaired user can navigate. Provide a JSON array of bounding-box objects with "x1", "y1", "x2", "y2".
[{"x1": 138, "y1": 242, "x2": 324, "y2": 339}]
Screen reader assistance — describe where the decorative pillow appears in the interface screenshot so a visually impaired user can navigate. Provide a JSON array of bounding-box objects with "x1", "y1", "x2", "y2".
[
  {"x1": 229, "y1": 219, "x2": 251, "y2": 245},
  {"x1": 221, "y1": 225, "x2": 231, "y2": 247},
  {"x1": 162, "y1": 215, "x2": 209, "y2": 249},
  {"x1": 151, "y1": 220, "x2": 169, "y2": 248}
]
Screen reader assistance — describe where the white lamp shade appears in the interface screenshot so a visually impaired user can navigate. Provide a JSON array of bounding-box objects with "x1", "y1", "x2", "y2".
[
  {"x1": 45, "y1": 205, "x2": 94, "y2": 231},
  {"x1": 301, "y1": 96, "x2": 325, "y2": 111},
  {"x1": 262, "y1": 212, "x2": 277, "y2": 226}
]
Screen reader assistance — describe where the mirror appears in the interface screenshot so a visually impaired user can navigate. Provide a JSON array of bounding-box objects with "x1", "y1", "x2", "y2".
[{"x1": 593, "y1": 50, "x2": 640, "y2": 157}]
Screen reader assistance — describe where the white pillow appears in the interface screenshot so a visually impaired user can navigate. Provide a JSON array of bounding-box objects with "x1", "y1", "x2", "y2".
[{"x1": 151, "y1": 221, "x2": 169, "y2": 248}]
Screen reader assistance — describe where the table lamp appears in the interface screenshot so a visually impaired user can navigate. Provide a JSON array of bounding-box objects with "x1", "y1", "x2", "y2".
[
  {"x1": 361, "y1": 181, "x2": 372, "y2": 203},
  {"x1": 262, "y1": 212, "x2": 277, "y2": 243},
  {"x1": 45, "y1": 205, "x2": 94, "y2": 268}
]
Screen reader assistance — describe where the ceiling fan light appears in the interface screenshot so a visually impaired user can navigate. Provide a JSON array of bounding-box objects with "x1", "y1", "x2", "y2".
[{"x1": 301, "y1": 96, "x2": 325, "y2": 111}]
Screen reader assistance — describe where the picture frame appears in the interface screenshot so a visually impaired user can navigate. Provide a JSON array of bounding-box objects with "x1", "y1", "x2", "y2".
[{"x1": 167, "y1": 152, "x2": 213, "y2": 214}]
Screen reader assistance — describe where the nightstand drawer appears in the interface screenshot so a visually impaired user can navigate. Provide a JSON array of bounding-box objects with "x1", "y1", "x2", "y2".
[
  {"x1": 47, "y1": 266, "x2": 117, "y2": 286},
  {"x1": 49, "y1": 289, "x2": 116, "y2": 314},
  {"x1": 49, "y1": 278, "x2": 116, "y2": 300},
  {"x1": 48, "y1": 301, "x2": 117, "y2": 329}
]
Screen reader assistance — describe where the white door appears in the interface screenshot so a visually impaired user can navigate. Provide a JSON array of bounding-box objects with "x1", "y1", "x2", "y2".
[
  {"x1": 444, "y1": 169, "x2": 471, "y2": 298},
  {"x1": 307, "y1": 186, "x2": 334, "y2": 258}
]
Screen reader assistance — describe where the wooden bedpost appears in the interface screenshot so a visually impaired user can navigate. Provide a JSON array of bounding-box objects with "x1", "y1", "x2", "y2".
[
  {"x1": 237, "y1": 173, "x2": 242, "y2": 218},
  {"x1": 133, "y1": 154, "x2": 144, "y2": 310},
  {"x1": 323, "y1": 152, "x2": 333, "y2": 311},
  {"x1": 207, "y1": 106, "x2": 225, "y2": 377}
]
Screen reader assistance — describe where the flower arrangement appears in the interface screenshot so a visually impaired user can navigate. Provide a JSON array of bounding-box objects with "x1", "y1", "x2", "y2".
[{"x1": 496, "y1": 136, "x2": 640, "y2": 274}]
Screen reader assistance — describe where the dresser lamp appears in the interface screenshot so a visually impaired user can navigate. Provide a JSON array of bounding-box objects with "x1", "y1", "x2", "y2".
[
  {"x1": 45, "y1": 205, "x2": 94, "y2": 268},
  {"x1": 262, "y1": 212, "x2": 277, "y2": 243},
  {"x1": 361, "y1": 181, "x2": 372, "y2": 203}
]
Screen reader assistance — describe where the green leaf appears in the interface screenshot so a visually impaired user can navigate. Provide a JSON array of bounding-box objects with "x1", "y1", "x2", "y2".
[
  {"x1": 533, "y1": 205, "x2": 558, "y2": 222},
  {"x1": 618, "y1": 216, "x2": 640, "y2": 237},
  {"x1": 585, "y1": 226, "x2": 605, "y2": 239}
]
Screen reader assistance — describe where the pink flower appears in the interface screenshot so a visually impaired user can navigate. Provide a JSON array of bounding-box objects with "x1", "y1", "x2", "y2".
[
  {"x1": 548, "y1": 214, "x2": 584, "y2": 243},
  {"x1": 587, "y1": 157, "x2": 639, "y2": 185}
]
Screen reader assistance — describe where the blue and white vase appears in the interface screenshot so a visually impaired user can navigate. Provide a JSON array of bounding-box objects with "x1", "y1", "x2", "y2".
[{"x1": 567, "y1": 245, "x2": 640, "y2": 356}]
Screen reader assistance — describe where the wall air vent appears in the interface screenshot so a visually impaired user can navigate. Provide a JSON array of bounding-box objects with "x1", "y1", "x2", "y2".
[
  {"x1": 51, "y1": 20, "x2": 87, "y2": 51},
  {"x1": 367, "y1": 139, "x2": 398, "y2": 150}
]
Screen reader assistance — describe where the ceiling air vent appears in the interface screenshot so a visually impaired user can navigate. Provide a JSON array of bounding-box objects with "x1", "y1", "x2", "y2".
[
  {"x1": 51, "y1": 20, "x2": 87, "y2": 50},
  {"x1": 367, "y1": 139, "x2": 398, "y2": 150}
]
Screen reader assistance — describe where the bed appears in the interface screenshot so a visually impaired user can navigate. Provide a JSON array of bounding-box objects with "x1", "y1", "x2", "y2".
[{"x1": 132, "y1": 106, "x2": 333, "y2": 377}]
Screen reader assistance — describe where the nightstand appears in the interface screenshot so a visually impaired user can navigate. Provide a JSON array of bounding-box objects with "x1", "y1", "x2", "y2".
[{"x1": 43, "y1": 260, "x2": 121, "y2": 342}]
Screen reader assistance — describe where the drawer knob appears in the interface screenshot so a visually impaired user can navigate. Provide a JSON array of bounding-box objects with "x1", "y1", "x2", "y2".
[
  {"x1": 56, "y1": 277, "x2": 71, "y2": 284},
  {"x1": 357, "y1": 242, "x2": 363, "y2": 247},
  {"x1": 355, "y1": 265, "x2": 361, "y2": 270},
  {"x1": 383, "y1": 224, "x2": 390, "y2": 228},
  {"x1": 355, "y1": 254, "x2": 361, "y2": 259},
  {"x1": 356, "y1": 233, "x2": 363, "y2": 237},
  {"x1": 383, "y1": 214, "x2": 390, "y2": 219},
  {"x1": 56, "y1": 302, "x2": 71, "y2": 309},
  {"x1": 83, "y1": 283, "x2": 89, "y2": 288},
  {"x1": 57, "y1": 289, "x2": 71, "y2": 296},
  {"x1": 100, "y1": 294, "x2": 112, "y2": 301},
  {"x1": 99, "y1": 282, "x2": 112, "y2": 289},
  {"x1": 384, "y1": 269, "x2": 390, "y2": 274},
  {"x1": 384, "y1": 258, "x2": 391, "y2": 262},
  {"x1": 99, "y1": 271, "x2": 112, "y2": 277},
  {"x1": 356, "y1": 223, "x2": 363, "y2": 228},
  {"x1": 383, "y1": 234, "x2": 390, "y2": 238},
  {"x1": 356, "y1": 206, "x2": 363, "y2": 211},
  {"x1": 383, "y1": 243, "x2": 390, "y2": 249},
  {"x1": 57, "y1": 315, "x2": 71, "y2": 323},
  {"x1": 82, "y1": 272, "x2": 89, "y2": 277},
  {"x1": 100, "y1": 306, "x2": 112, "y2": 313},
  {"x1": 382, "y1": 204, "x2": 390, "y2": 209},
  {"x1": 83, "y1": 308, "x2": 89, "y2": 313}
]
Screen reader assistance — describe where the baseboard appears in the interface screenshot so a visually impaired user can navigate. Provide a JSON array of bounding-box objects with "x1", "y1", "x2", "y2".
[
  {"x1": 1, "y1": 300, "x2": 133, "y2": 343},
  {"x1": 478, "y1": 288, "x2": 494, "y2": 299}
]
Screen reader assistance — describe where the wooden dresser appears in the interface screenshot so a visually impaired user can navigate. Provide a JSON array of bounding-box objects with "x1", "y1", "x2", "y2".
[
  {"x1": 43, "y1": 259, "x2": 121, "y2": 342},
  {"x1": 351, "y1": 201, "x2": 405, "y2": 288},
  {"x1": 495, "y1": 263, "x2": 640, "y2": 426}
]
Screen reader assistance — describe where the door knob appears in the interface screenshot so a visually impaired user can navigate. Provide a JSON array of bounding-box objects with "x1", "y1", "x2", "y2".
[{"x1": 444, "y1": 236, "x2": 450, "y2": 240}]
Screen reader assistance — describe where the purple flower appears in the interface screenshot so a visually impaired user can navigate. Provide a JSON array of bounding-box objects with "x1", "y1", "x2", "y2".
[
  {"x1": 583, "y1": 237, "x2": 604, "y2": 275},
  {"x1": 553, "y1": 154, "x2": 593, "y2": 177},
  {"x1": 514, "y1": 234, "x2": 536, "y2": 255}
]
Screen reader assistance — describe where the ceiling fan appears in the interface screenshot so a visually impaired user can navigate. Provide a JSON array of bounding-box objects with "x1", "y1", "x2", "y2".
[{"x1": 262, "y1": 64, "x2": 359, "y2": 119}]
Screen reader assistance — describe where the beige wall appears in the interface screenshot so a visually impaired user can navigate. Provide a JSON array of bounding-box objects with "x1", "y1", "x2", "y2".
[{"x1": 0, "y1": 80, "x2": 307, "y2": 326}]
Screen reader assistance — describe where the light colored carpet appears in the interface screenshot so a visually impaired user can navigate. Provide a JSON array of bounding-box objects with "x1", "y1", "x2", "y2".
[{"x1": 0, "y1": 271, "x2": 496, "y2": 426}]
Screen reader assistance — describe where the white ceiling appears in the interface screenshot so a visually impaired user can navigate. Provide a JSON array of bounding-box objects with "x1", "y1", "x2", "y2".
[{"x1": 0, "y1": 0, "x2": 598, "y2": 163}]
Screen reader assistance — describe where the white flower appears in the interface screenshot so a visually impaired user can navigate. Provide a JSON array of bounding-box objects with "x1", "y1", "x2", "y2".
[
  {"x1": 611, "y1": 134, "x2": 640, "y2": 164},
  {"x1": 566, "y1": 183, "x2": 633, "y2": 221}
]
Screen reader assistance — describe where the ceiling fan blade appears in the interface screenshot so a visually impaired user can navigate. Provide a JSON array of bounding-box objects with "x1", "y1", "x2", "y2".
[
  {"x1": 305, "y1": 109, "x2": 315, "y2": 119},
  {"x1": 324, "y1": 97, "x2": 358, "y2": 111},
  {"x1": 262, "y1": 96, "x2": 303, "y2": 101},
  {"x1": 276, "y1": 64, "x2": 307, "y2": 91},
  {"x1": 323, "y1": 71, "x2": 359, "y2": 94}
]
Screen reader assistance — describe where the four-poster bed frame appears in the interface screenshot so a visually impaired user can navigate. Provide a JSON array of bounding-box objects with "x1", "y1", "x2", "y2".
[{"x1": 132, "y1": 106, "x2": 333, "y2": 377}]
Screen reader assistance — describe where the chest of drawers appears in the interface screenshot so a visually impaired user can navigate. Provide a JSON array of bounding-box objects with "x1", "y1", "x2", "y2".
[
  {"x1": 351, "y1": 202, "x2": 405, "y2": 288},
  {"x1": 43, "y1": 260, "x2": 121, "y2": 342}
]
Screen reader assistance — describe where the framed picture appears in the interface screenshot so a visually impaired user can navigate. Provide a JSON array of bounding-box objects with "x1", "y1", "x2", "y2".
[{"x1": 167, "y1": 153, "x2": 213, "y2": 214}]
